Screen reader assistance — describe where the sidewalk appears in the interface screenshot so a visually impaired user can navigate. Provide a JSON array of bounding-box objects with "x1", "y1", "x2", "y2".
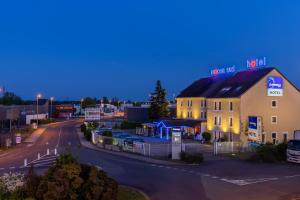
[{"x1": 76, "y1": 130, "x2": 182, "y2": 166}]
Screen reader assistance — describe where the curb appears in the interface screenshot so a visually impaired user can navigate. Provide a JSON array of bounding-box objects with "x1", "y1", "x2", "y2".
[{"x1": 120, "y1": 185, "x2": 151, "y2": 200}]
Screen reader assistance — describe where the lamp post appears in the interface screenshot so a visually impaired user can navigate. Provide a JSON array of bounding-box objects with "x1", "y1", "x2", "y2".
[
  {"x1": 50, "y1": 97, "x2": 54, "y2": 120},
  {"x1": 80, "y1": 98, "x2": 84, "y2": 115},
  {"x1": 36, "y1": 93, "x2": 42, "y2": 127}
]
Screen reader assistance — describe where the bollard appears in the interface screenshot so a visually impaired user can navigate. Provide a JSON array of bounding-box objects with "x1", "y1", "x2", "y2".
[
  {"x1": 54, "y1": 148, "x2": 57, "y2": 156},
  {"x1": 24, "y1": 159, "x2": 27, "y2": 167},
  {"x1": 38, "y1": 153, "x2": 41, "y2": 160},
  {"x1": 47, "y1": 149, "x2": 50, "y2": 155}
]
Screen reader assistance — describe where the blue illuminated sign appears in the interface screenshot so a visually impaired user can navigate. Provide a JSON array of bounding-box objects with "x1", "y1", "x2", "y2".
[
  {"x1": 210, "y1": 66, "x2": 235, "y2": 76},
  {"x1": 267, "y1": 76, "x2": 283, "y2": 96},
  {"x1": 248, "y1": 116, "x2": 258, "y2": 130}
]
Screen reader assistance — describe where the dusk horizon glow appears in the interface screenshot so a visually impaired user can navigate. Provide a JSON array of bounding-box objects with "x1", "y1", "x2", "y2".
[{"x1": 1, "y1": 0, "x2": 300, "y2": 100}]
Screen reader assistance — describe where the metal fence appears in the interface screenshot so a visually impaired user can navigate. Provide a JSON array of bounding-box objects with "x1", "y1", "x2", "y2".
[
  {"x1": 95, "y1": 135, "x2": 211, "y2": 158},
  {"x1": 213, "y1": 142, "x2": 256, "y2": 155}
]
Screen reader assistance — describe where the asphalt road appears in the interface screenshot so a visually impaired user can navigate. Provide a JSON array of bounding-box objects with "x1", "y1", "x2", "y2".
[{"x1": 1, "y1": 120, "x2": 300, "y2": 200}]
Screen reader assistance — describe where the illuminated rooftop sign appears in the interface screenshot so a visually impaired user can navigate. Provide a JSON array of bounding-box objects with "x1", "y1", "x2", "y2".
[
  {"x1": 210, "y1": 66, "x2": 236, "y2": 76},
  {"x1": 247, "y1": 57, "x2": 267, "y2": 70}
]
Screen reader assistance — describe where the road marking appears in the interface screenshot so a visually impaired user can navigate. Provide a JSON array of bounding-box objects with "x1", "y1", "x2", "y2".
[
  {"x1": 221, "y1": 177, "x2": 279, "y2": 186},
  {"x1": 56, "y1": 128, "x2": 62, "y2": 148},
  {"x1": 285, "y1": 175, "x2": 300, "y2": 179},
  {"x1": 9, "y1": 167, "x2": 15, "y2": 170}
]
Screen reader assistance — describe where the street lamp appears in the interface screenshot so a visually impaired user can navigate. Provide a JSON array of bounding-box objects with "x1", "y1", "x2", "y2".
[
  {"x1": 80, "y1": 98, "x2": 84, "y2": 115},
  {"x1": 50, "y1": 97, "x2": 54, "y2": 120},
  {"x1": 36, "y1": 93, "x2": 42, "y2": 127}
]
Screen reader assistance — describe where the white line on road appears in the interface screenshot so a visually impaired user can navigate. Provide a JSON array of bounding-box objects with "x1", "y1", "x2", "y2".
[
  {"x1": 56, "y1": 128, "x2": 62, "y2": 149},
  {"x1": 285, "y1": 175, "x2": 300, "y2": 179},
  {"x1": 221, "y1": 177, "x2": 279, "y2": 186}
]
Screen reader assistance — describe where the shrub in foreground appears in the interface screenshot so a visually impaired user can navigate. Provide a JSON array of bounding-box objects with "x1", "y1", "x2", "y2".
[
  {"x1": 249, "y1": 143, "x2": 288, "y2": 163},
  {"x1": 0, "y1": 152, "x2": 119, "y2": 200}
]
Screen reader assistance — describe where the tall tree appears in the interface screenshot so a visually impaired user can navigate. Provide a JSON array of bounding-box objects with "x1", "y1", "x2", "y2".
[
  {"x1": 0, "y1": 92, "x2": 24, "y2": 105},
  {"x1": 148, "y1": 80, "x2": 169, "y2": 120}
]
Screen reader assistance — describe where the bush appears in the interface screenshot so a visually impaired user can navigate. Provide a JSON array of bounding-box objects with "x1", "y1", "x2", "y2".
[
  {"x1": 102, "y1": 131, "x2": 113, "y2": 137},
  {"x1": 81, "y1": 124, "x2": 87, "y2": 133},
  {"x1": 180, "y1": 152, "x2": 204, "y2": 164},
  {"x1": 16, "y1": 153, "x2": 118, "y2": 200},
  {"x1": 202, "y1": 132, "x2": 212, "y2": 143},
  {"x1": 120, "y1": 121, "x2": 141, "y2": 130},
  {"x1": 84, "y1": 129, "x2": 92, "y2": 141},
  {"x1": 249, "y1": 143, "x2": 288, "y2": 163}
]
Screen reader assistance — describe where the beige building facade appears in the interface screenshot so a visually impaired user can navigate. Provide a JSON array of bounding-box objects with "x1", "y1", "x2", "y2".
[{"x1": 177, "y1": 68, "x2": 300, "y2": 144}]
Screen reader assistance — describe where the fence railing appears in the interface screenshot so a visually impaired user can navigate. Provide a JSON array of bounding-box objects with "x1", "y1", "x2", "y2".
[
  {"x1": 213, "y1": 142, "x2": 256, "y2": 155},
  {"x1": 95, "y1": 135, "x2": 212, "y2": 158}
]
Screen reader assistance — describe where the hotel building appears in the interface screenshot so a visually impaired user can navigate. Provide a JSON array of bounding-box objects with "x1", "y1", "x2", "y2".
[{"x1": 177, "y1": 67, "x2": 300, "y2": 144}]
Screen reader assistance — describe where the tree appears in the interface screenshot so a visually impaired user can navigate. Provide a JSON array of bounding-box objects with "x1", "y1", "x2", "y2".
[
  {"x1": 0, "y1": 92, "x2": 24, "y2": 105},
  {"x1": 148, "y1": 80, "x2": 169, "y2": 120},
  {"x1": 101, "y1": 97, "x2": 109, "y2": 104},
  {"x1": 82, "y1": 97, "x2": 98, "y2": 108}
]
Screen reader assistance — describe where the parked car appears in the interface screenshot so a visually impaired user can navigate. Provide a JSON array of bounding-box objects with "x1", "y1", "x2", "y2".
[{"x1": 287, "y1": 139, "x2": 300, "y2": 163}]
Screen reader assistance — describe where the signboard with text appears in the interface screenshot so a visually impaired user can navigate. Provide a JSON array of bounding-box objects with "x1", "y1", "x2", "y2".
[
  {"x1": 210, "y1": 66, "x2": 236, "y2": 76},
  {"x1": 267, "y1": 76, "x2": 283, "y2": 96},
  {"x1": 247, "y1": 57, "x2": 267, "y2": 70},
  {"x1": 248, "y1": 116, "x2": 262, "y2": 142},
  {"x1": 85, "y1": 108, "x2": 101, "y2": 121}
]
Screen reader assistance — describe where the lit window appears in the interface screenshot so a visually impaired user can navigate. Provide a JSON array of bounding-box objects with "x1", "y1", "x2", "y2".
[{"x1": 271, "y1": 116, "x2": 277, "y2": 124}]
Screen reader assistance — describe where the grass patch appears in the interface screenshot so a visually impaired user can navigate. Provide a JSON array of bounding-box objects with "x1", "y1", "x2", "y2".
[{"x1": 118, "y1": 186, "x2": 147, "y2": 200}]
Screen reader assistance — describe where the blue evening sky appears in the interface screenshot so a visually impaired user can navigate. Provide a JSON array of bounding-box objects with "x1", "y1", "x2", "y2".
[{"x1": 0, "y1": 0, "x2": 300, "y2": 100}]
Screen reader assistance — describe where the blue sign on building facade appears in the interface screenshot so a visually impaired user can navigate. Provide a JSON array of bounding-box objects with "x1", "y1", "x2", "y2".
[{"x1": 267, "y1": 76, "x2": 283, "y2": 96}]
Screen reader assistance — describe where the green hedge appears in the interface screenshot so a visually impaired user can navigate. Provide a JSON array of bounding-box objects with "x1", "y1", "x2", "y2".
[{"x1": 249, "y1": 143, "x2": 288, "y2": 163}]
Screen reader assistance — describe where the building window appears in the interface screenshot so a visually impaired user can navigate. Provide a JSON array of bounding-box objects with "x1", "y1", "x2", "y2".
[
  {"x1": 229, "y1": 102, "x2": 233, "y2": 111},
  {"x1": 214, "y1": 116, "x2": 217, "y2": 125},
  {"x1": 229, "y1": 117, "x2": 233, "y2": 127},
  {"x1": 190, "y1": 100, "x2": 193, "y2": 107},
  {"x1": 271, "y1": 100, "x2": 277, "y2": 108},
  {"x1": 204, "y1": 99, "x2": 207, "y2": 108},
  {"x1": 272, "y1": 132, "x2": 277, "y2": 144},
  {"x1": 271, "y1": 116, "x2": 277, "y2": 124},
  {"x1": 214, "y1": 102, "x2": 217, "y2": 110},
  {"x1": 204, "y1": 111, "x2": 207, "y2": 119},
  {"x1": 218, "y1": 116, "x2": 222, "y2": 125},
  {"x1": 201, "y1": 100, "x2": 204, "y2": 108},
  {"x1": 180, "y1": 101, "x2": 183, "y2": 107},
  {"x1": 219, "y1": 102, "x2": 222, "y2": 110},
  {"x1": 262, "y1": 133, "x2": 266, "y2": 144},
  {"x1": 283, "y1": 132, "x2": 288, "y2": 143}
]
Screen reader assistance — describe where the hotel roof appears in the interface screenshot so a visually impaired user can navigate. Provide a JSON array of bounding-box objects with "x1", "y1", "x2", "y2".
[{"x1": 177, "y1": 67, "x2": 276, "y2": 98}]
